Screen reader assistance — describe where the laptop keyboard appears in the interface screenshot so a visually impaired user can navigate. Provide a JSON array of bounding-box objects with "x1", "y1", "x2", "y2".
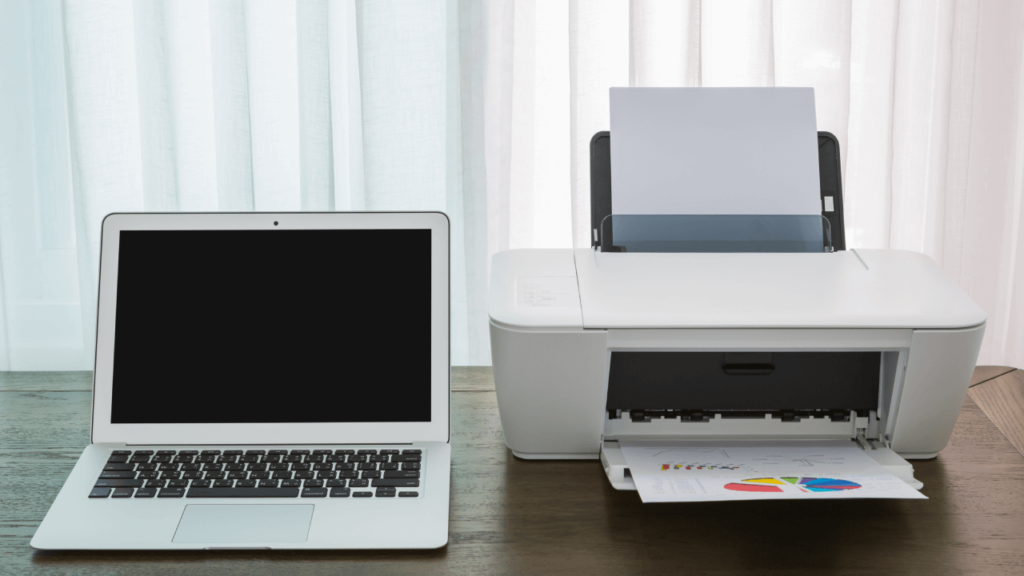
[{"x1": 89, "y1": 449, "x2": 422, "y2": 499}]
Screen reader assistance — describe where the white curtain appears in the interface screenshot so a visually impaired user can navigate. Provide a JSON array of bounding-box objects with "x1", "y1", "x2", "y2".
[{"x1": 1, "y1": 0, "x2": 1022, "y2": 370}]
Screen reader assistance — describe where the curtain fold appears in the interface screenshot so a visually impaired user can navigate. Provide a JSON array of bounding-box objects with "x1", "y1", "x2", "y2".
[{"x1": 0, "y1": 0, "x2": 1022, "y2": 368}]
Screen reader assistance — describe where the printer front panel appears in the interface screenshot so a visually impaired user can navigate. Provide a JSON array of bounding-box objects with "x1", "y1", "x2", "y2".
[
  {"x1": 601, "y1": 329, "x2": 914, "y2": 448},
  {"x1": 490, "y1": 321, "x2": 608, "y2": 459},
  {"x1": 890, "y1": 324, "x2": 985, "y2": 457}
]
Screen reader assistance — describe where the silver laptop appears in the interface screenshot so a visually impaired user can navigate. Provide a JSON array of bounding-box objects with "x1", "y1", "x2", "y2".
[{"x1": 32, "y1": 212, "x2": 451, "y2": 550}]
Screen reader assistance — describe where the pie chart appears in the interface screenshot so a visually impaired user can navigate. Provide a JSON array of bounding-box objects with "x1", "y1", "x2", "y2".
[{"x1": 724, "y1": 477, "x2": 861, "y2": 493}]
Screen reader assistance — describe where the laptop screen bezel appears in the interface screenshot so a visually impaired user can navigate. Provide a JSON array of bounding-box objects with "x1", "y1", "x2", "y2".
[{"x1": 90, "y1": 212, "x2": 450, "y2": 445}]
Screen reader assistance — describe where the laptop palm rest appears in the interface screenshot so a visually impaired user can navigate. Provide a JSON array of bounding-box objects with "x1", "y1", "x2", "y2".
[{"x1": 172, "y1": 505, "x2": 313, "y2": 544}]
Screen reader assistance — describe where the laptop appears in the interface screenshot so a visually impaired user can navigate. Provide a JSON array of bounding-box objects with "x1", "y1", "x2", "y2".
[{"x1": 31, "y1": 212, "x2": 451, "y2": 550}]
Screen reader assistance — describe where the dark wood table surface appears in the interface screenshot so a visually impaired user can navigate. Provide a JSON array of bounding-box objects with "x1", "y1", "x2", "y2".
[{"x1": 3, "y1": 367, "x2": 1024, "y2": 575}]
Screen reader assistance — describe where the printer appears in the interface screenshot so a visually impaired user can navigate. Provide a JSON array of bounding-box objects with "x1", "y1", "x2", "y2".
[{"x1": 488, "y1": 129, "x2": 987, "y2": 492}]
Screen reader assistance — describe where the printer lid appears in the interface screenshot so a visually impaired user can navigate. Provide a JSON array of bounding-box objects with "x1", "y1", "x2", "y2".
[{"x1": 574, "y1": 248, "x2": 987, "y2": 330}]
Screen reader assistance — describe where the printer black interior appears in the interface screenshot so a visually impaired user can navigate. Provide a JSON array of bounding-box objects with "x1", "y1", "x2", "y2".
[{"x1": 606, "y1": 351, "x2": 881, "y2": 422}]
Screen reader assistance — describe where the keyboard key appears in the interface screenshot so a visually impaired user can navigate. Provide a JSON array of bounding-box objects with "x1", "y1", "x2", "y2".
[
  {"x1": 156, "y1": 450, "x2": 176, "y2": 456},
  {"x1": 137, "y1": 472, "x2": 159, "y2": 480},
  {"x1": 240, "y1": 455, "x2": 260, "y2": 463},
  {"x1": 327, "y1": 479, "x2": 347, "y2": 487},
  {"x1": 187, "y1": 487, "x2": 300, "y2": 498},
  {"x1": 316, "y1": 471, "x2": 337, "y2": 480},
  {"x1": 301, "y1": 488, "x2": 327, "y2": 498},
  {"x1": 223, "y1": 450, "x2": 243, "y2": 456},
  {"x1": 250, "y1": 472, "x2": 271, "y2": 480},
  {"x1": 370, "y1": 455, "x2": 389, "y2": 463},
  {"x1": 290, "y1": 450, "x2": 310, "y2": 456},
  {"x1": 224, "y1": 464, "x2": 245, "y2": 471},
  {"x1": 402, "y1": 449, "x2": 422, "y2": 455},
  {"x1": 335, "y1": 463, "x2": 355, "y2": 471},
  {"x1": 306, "y1": 455, "x2": 325, "y2": 463},
  {"x1": 106, "y1": 455, "x2": 129, "y2": 464},
  {"x1": 334, "y1": 449, "x2": 355, "y2": 456},
  {"x1": 338, "y1": 471, "x2": 358, "y2": 479},
  {"x1": 158, "y1": 488, "x2": 185, "y2": 498},
  {"x1": 281, "y1": 480, "x2": 302, "y2": 488},
  {"x1": 103, "y1": 463, "x2": 134, "y2": 471},
  {"x1": 375, "y1": 489, "x2": 396, "y2": 498},
  {"x1": 330, "y1": 488, "x2": 351, "y2": 498},
  {"x1": 292, "y1": 463, "x2": 311, "y2": 471},
  {"x1": 384, "y1": 471, "x2": 420, "y2": 479},
  {"x1": 371, "y1": 479, "x2": 420, "y2": 488},
  {"x1": 245, "y1": 450, "x2": 266, "y2": 456},
  {"x1": 357, "y1": 449, "x2": 377, "y2": 455},
  {"x1": 172, "y1": 455, "x2": 195, "y2": 464},
  {"x1": 200, "y1": 450, "x2": 221, "y2": 456},
  {"x1": 180, "y1": 450, "x2": 199, "y2": 456},
  {"x1": 111, "y1": 450, "x2": 132, "y2": 456},
  {"x1": 135, "y1": 488, "x2": 157, "y2": 498},
  {"x1": 236, "y1": 480, "x2": 257, "y2": 488},
  {"x1": 402, "y1": 463, "x2": 421, "y2": 471},
  {"x1": 268, "y1": 450, "x2": 288, "y2": 456},
  {"x1": 191, "y1": 480, "x2": 212, "y2": 488},
  {"x1": 357, "y1": 463, "x2": 377, "y2": 471},
  {"x1": 135, "y1": 450, "x2": 154, "y2": 456},
  {"x1": 98, "y1": 471, "x2": 137, "y2": 479},
  {"x1": 167, "y1": 480, "x2": 190, "y2": 488},
  {"x1": 313, "y1": 463, "x2": 333, "y2": 470},
  {"x1": 349, "y1": 479, "x2": 369, "y2": 488},
  {"x1": 272, "y1": 471, "x2": 293, "y2": 480},
  {"x1": 348, "y1": 455, "x2": 368, "y2": 463},
  {"x1": 157, "y1": 463, "x2": 179, "y2": 471},
  {"x1": 145, "y1": 479, "x2": 167, "y2": 488},
  {"x1": 327, "y1": 455, "x2": 347, "y2": 463},
  {"x1": 263, "y1": 455, "x2": 282, "y2": 464},
  {"x1": 361, "y1": 471, "x2": 381, "y2": 479},
  {"x1": 181, "y1": 471, "x2": 202, "y2": 480},
  {"x1": 89, "y1": 488, "x2": 111, "y2": 498},
  {"x1": 269, "y1": 463, "x2": 289, "y2": 471},
  {"x1": 227, "y1": 471, "x2": 248, "y2": 479},
  {"x1": 284, "y1": 455, "x2": 304, "y2": 463},
  {"x1": 258, "y1": 480, "x2": 279, "y2": 488},
  {"x1": 380, "y1": 463, "x2": 398, "y2": 471},
  {"x1": 161, "y1": 471, "x2": 182, "y2": 479},
  {"x1": 180, "y1": 464, "x2": 200, "y2": 471},
  {"x1": 304, "y1": 480, "x2": 324, "y2": 488},
  {"x1": 398, "y1": 492, "x2": 419, "y2": 498},
  {"x1": 129, "y1": 455, "x2": 151, "y2": 463},
  {"x1": 393, "y1": 455, "x2": 421, "y2": 463},
  {"x1": 353, "y1": 491, "x2": 373, "y2": 498},
  {"x1": 313, "y1": 449, "x2": 332, "y2": 456},
  {"x1": 94, "y1": 479, "x2": 144, "y2": 488},
  {"x1": 218, "y1": 455, "x2": 239, "y2": 464},
  {"x1": 213, "y1": 480, "x2": 234, "y2": 488},
  {"x1": 137, "y1": 463, "x2": 158, "y2": 472},
  {"x1": 294, "y1": 471, "x2": 314, "y2": 480},
  {"x1": 380, "y1": 449, "x2": 400, "y2": 455}
]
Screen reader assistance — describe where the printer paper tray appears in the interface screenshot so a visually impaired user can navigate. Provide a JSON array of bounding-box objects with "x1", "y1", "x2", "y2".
[{"x1": 600, "y1": 440, "x2": 923, "y2": 491}]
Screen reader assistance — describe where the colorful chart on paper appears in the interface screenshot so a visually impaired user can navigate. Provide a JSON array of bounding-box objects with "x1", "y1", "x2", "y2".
[{"x1": 724, "y1": 477, "x2": 862, "y2": 493}]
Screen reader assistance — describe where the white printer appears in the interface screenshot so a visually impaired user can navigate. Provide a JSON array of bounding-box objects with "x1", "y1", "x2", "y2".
[
  {"x1": 489, "y1": 246, "x2": 986, "y2": 491},
  {"x1": 488, "y1": 118, "x2": 987, "y2": 492}
]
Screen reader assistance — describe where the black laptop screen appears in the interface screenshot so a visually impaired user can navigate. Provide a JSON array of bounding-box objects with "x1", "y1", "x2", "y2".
[{"x1": 110, "y1": 229, "x2": 432, "y2": 424}]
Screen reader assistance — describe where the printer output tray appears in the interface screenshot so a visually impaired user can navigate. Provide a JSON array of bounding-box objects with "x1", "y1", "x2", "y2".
[{"x1": 600, "y1": 440, "x2": 923, "y2": 492}]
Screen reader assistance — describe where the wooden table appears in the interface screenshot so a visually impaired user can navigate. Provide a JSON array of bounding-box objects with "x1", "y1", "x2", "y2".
[{"x1": 3, "y1": 367, "x2": 1024, "y2": 575}]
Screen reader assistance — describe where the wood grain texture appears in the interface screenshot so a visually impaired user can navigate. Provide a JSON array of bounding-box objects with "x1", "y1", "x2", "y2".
[
  {"x1": 969, "y1": 366, "x2": 1017, "y2": 388},
  {"x1": 450, "y1": 366, "x2": 494, "y2": 391},
  {"x1": 0, "y1": 371, "x2": 92, "y2": 391},
  {"x1": 970, "y1": 369, "x2": 1024, "y2": 458},
  {"x1": 1, "y1": 369, "x2": 1023, "y2": 575}
]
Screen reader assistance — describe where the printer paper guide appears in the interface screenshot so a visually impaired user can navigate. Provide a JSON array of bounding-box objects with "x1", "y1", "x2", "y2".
[{"x1": 619, "y1": 441, "x2": 926, "y2": 503}]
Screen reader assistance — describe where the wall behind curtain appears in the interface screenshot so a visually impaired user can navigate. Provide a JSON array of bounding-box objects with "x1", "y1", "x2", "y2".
[{"x1": 0, "y1": 0, "x2": 1022, "y2": 369}]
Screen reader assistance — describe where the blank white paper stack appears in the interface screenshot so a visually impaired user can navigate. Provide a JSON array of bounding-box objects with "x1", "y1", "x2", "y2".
[{"x1": 609, "y1": 87, "x2": 821, "y2": 216}]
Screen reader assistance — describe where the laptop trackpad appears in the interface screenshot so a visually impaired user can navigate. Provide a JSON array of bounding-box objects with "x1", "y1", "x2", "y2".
[{"x1": 173, "y1": 505, "x2": 314, "y2": 544}]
